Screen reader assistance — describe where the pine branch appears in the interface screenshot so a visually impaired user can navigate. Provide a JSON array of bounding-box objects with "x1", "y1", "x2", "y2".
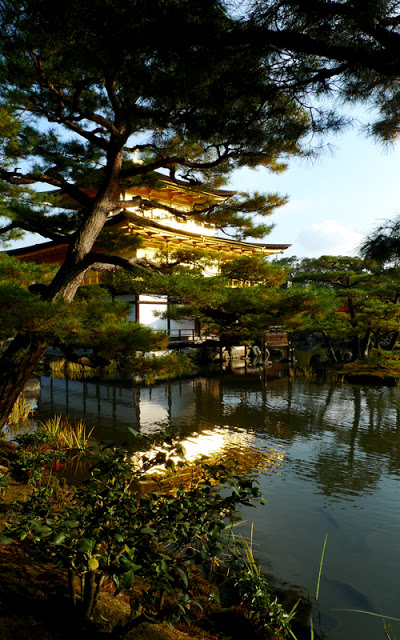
[
  {"x1": 30, "y1": 52, "x2": 120, "y2": 145},
  {"x1": 52, "y1": 336, "x2": 110, "y2": 368},
  {"x1": 0, "y1": 219, "x2": 69, "y2": 243},
  {"x1": 251, "y1": 26, "x2": 400, "y2": 76},
  {"x1": 134, "y1": 199, "x2": 216, "y2": 219},
  {"x1": 0, "y1": 166, "x2": 93, "y2": 208},
  {"x1": 119, "y1": 149, "x2": 232, "y2": 180},
  {"x1": 0, "y1": 221, "x2": 17, "y2": 235},
  {"x1": 82, "y1": 252, "x2": 161, "y2": 275},
  {"x1": 0, "y1": 167, "x2": 36, "y2": 186}
]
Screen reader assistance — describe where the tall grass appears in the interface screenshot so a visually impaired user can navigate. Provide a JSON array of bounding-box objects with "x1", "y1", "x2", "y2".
[
  {"x1": 229, "y1": 524, "x2": 299, "y2": 639},
  {"x1": 310, "y1": 533, "x2": 327, "y2": 640},
  {"x1": 311, "y1": 535, "x2": 400, "y2": 639},
  {"x1": 40, "y1": 415, "x2": 94, "y2": 450},
  {"x1": 7, "y1": 395, "x2": 34, "y2": 428},
  {"x1": 50, "y1": 359, "x2": 96, "y2": 380},
  {"x1": 289, "y1": 366, "x2": 317, "y2": 381}
]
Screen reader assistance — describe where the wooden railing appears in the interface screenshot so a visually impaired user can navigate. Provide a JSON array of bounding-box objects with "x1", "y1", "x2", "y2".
[{"x1": 164, "y1": 329, "x2": 196, "y2": 341}]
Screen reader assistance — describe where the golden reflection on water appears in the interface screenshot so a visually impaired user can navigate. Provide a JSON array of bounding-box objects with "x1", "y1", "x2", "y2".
[
  {"x1": 182, "y1": 427, "x2": 285, "y2": 476},
  {"x1": 133, "y1": 426, "x2": 285, "y2": 482}
]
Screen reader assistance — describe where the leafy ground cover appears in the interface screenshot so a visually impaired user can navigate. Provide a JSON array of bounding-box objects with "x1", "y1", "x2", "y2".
[{"x1": 0, "y1": 432, "x2": 292, "y2": 640}]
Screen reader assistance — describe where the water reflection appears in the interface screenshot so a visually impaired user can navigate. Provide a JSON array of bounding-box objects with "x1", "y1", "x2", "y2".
[
  {"x1": 37, "y1": 375, "x2": 400, "y2": 490},
  {"x1": 133, "y1": 426, "x2": 285, "y2": 480},
  {"x1": 36, "y1": 373, "x2": 400, "y2": 640}
]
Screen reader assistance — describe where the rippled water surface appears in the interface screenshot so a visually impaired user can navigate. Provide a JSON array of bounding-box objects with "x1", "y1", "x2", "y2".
[{"x1": 37, "y1": 370, "x2": 400, "y2": 640}]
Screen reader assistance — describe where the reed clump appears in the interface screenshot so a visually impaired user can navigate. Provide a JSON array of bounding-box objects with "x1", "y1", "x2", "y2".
[
  {"x1": 50, "y1": 359, "x2": 96, "y2": 380},
  {"x1": 7, "y1": 395, "x2": 34, "y2": 429},
  {"x1": 39, "y1": 415, "x2": 94, "y2": 450},
  {"x1": 50, "y1": 359, "x2": 119, "y2": 380}
]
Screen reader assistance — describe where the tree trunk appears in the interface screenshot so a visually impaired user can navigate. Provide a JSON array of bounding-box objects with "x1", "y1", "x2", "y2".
[
  {"x1": 0, "y1": 331, "x2": 48, "y2": 428},
  {"x1": 321, "y1": 331, "x2": 338, "y2": 364},
  {"x1": 68, "y1": 568, "x2": 77, "y2": 610},
  {"x1": 0, "y1": 147, "x2": 125, "y2": 428},
  {"x1": 389, "y1": 331, "x2": 399, "y2": 350},
  {"x1": 361, "y1": 329, "x2": 372, "y2": 359},
  {"x1": 111, "y1": 613, "x2": 147, "y2": 640},
  {"x1": 351, "y1": 335, "x2": 361, "y2": 361},
  {"x1": 92, "y1": 573, "x2": 105, "y2": 617},
  {"x1": 347, "y1": 296, "x2": 361, "y2": 361},
  {"x1": 82, "y1": 570, "x2": 96, "y2": 620}
]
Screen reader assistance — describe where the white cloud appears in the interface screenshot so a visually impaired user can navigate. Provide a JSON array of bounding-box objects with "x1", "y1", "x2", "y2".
[{"x1": 296, "y1": 220, "x2": 364, "y2": 257}]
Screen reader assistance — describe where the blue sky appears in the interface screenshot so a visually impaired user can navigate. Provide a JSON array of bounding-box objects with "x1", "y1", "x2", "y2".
[{"x1": 231, "y1": 119, "x2": 400, "y2": 259}]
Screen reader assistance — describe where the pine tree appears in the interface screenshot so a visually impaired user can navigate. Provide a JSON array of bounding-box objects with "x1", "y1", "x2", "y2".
[
  {"x1": 156, "y1": 257, "x2": 323, "y2": 346},
  {"x1": 250, "y1": 0, "x2": 400, "y2": 141},
  {"x1": 0, "y1": 0, "x2": 317, "y2": 426},
  {"x1": 289, "y1": 255, "x2": 400, "y2": 360}
]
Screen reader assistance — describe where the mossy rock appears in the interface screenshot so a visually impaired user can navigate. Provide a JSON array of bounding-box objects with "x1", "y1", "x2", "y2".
[
  {"x1": 317, "y1": 362, "x2": 400, "y2": 386},
  {"x1": 340, "y1": 364, "x2": 400, "y2": 385},
  {"x1": 343, "y1": 372, "x2": 400, "y2": 385}
]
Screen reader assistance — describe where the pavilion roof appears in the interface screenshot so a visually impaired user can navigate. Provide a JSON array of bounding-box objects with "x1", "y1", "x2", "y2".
[
  {"x1": 120, "y1": 211, "x2": 290, "y2": 256},
  {"x1": 7, "y1": 209, "x2": 290, "y2": 265}
]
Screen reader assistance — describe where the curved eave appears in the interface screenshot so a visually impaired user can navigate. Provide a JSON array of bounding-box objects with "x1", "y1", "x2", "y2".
[
  {"x1": 5, "y1": 210, "x2": 291, "y2": 264},
  {"x1": 123, "y1": 176, "x2": 235, "y2": 211},
  {"x1": 122, "y1": 216, "x2": 290, "y2": 256},
  {"x1": 6, "y1": 241, "x2": 69, "y2": 264},
  {"x1": 51, "y1": 171, "x2": 236, "y2": 210}
]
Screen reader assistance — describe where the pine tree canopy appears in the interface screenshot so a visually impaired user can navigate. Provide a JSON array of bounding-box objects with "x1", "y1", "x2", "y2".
[
  {"x1": 0, "y1": 0, "x2": 324, "y2": 426},
  {"x1": 4, "y1": 0, "x2": 400, "y2": 426},
  {"x1": 360, "y1": 216, "x2": 400, "y2": 264},
  {"x1": 250, "y1": 0, "x2": 400, "y2": 141},
  {"x1": 0, "y1": 0, "x2": 318, "y2": 268}
]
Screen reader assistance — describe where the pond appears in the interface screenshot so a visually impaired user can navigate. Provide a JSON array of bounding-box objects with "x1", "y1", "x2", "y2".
[{"x1": 35, "y1": 367, "x2": 400, "y2": 640}]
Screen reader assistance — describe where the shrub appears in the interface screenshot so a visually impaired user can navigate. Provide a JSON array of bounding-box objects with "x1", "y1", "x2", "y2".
[
  {"x1": 1, "y1": 441, "x2": 264, "y2": 637},
  {"x1": 0, "y1": 469, "x2": 10, "y2": 501},
  {"x1": 50, "y1": 359, "x2": 96, "y2": 380},
  {"x1": 11, "y1": 429, "x2": 68, "y2": 485},
  {"x1": 11, "y1": 418, "x2": 93, "y2": 485}
]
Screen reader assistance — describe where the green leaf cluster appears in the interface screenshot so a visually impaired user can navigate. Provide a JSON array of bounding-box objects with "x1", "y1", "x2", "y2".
[
  {"x1": 279, "y1": 255, "x2": 400, "y2": 362},
  {"x1": 2, "y1": 441, "x2": 263, "y2": 631}
]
